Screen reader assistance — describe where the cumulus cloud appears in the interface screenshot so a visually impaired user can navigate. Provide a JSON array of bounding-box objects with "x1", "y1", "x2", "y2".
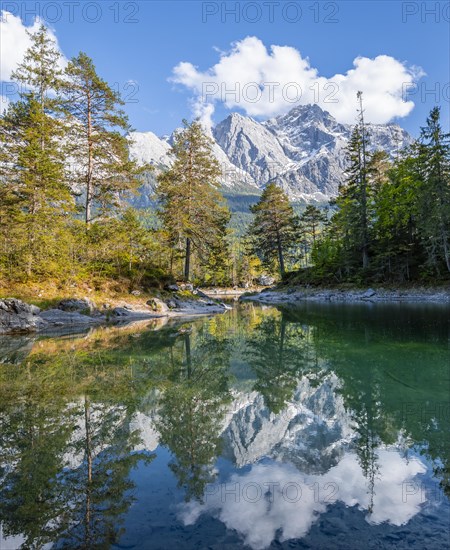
[
  {"x1": 191, "y1": 99, "x2": 215, "y2": 130},
  {"x1": 0, "y1": 10, "x2": 66, "y2": 82},
  {"x1": 180, "y1": 449, "x2": 427, "y2": 550},
  {"x1": 171, "y1": 36, "x2": 424, "y2": 126}
]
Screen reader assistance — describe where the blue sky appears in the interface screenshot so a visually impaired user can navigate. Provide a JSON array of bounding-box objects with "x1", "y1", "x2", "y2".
[{"x1": 1, "y1": 1, "x2": 449, "y2": 136}]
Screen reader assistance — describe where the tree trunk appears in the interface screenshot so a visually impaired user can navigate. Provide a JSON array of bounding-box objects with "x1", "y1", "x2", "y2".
[
  {"x1": 184, "y1": 237, "x2": 191, "y2": 281},
  {"x1": 84, "y1": 395, "x2": 92, "y2": 547},
  {"x1": 442, "y1": 231, "x2": 450, "y2": 272},
  {"x1": 279, "y1": 317, "x2": 286, "y2": 369},
  {"x1": 185, "y1": 333, "x2": 192, "y2": 379},
  {"x1": 86, "y1": 93, "x2": 93, "y2": 226},
  {"x1": 362, "y1": 246, "x2": 369, "y2": 270},
  {"x1": 84, "y1": 396, "x2": 92, "y2": 483},
  {"x1": 26, "y1": 199, "x2": 38, "y2": 278},
  {"x1": 358, "y1": 91, "x2": 369, "y2": 270},
  {"x1": 276, "y1": 232, "x2": 285, "y2": 276}
]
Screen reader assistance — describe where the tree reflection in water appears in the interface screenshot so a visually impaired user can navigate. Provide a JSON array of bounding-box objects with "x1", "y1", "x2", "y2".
[
  {"x1": 0, "y1": 302, "x2": 448, "y2": 548},
  {"x1": 156, "y1": 331, "x2": 232, "y2": 502}
]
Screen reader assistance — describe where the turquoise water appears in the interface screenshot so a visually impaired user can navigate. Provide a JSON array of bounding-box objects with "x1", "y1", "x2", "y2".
[{"x1": 0, "y1": 302, "x2": 449, "y2": 549}]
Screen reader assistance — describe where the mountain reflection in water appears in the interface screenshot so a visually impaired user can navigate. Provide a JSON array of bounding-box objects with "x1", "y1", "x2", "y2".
[{"x1": 0, "y1": 302, "x2": 449, "y2": 549}]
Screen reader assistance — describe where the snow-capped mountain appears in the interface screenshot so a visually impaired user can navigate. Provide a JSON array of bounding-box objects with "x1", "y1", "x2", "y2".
[
  {"x1": 261, "y1": 104, "x2": 412, "y2": 200},
  {"x1": 213, "y1": 112, "x2": 293, "y2": 188},
  {"x1": 221, "y1": 373, "x2": 353, "y2": 473},
  {"x1": 129, "y1": 104, "x2": 413, "y2": 201},
  {"x1": 128, "y1": 131, "x2": 171, "y2": 167}
]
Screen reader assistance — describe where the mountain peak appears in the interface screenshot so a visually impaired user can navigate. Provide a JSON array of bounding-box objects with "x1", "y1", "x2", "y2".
[
  {"x1": 128, "y1": 105, "x2": 412, "y2": 202},
  {"x1": 219, "y1": 111, "x2": 257, "y2": 129}
]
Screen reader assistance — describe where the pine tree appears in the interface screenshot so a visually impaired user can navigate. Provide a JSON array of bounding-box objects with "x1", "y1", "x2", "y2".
[
  {"x1": 299, "y1": 205, "x2": 328, "y2": 266},
  {"x1": 248, "y1": 183, "x2": 299, "y2": 277},
  {"x1": 335, "y1": 92, "x2": 372, "y2": 272},
  {"x1": 0, "y1": 24, "x2": 72, "y2": 278},
  {"x1": 370, "y1": 151, "x2": 421, "y2": 281},
  {"x1": 156, "y1": 120, "x2": 230, "y2": 281},
  {"x1": 62, "y1": 52, "x2": 140, "y2": 225},
  {"x1": 415, "y1": 107, "x2": 450, "y2": 273},
  {"x1": 11, "y1": 24, "x2": 64, "y2": 111}
]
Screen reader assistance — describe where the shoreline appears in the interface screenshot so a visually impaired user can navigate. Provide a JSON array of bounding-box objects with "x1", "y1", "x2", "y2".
[
  {"x1": 0, "y1": 294, "x2": 231, "y2": 336},
  {"x1": 240, "y1": 286, "x2": 450, "y2": 305},
  {"x1": 200, "y1": 287, "x2": 266, "y2": 297}
]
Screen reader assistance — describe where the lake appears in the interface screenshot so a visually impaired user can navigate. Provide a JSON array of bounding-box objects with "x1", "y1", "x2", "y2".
[{"x1": 0, "y1": 301, "x2": 449, "y2": 549}]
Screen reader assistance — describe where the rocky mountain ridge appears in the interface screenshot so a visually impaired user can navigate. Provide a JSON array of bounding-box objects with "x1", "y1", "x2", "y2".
[{"x1": 129, "y1": 104, "x2": 413, "y2": 202}]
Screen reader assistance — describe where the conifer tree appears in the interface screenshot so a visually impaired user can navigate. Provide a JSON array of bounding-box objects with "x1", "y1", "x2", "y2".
[
  {"x1": 300, "y1": 205, "x2": 328, "y2": 265},
  {"x1": 415, "y1": 107, "x2": 450, "y2": 273},
  {"x1": 11, "y1": 24, "x2": 64, "y2": 110},
  {"x1": 248, "y1": 183, "x2": 299, "y2": 276},
  {"x1": 0, "y1": 24, "x2": 72, "y2": 277},
  {"x1": 334, "y1": 92, "x2": 372, "y2": 271},
  {"x1": 371, "y1": 154, "x2": 420, "y2": 280},
  {"x1": 156, "y1": 120, "x2": 230, "y2": 281},
  {"x1": 62, "y1": 52, "x2": 140, "y2": 225}
]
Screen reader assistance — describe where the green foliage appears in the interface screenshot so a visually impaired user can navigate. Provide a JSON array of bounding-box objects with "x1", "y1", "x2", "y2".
[
  {"x1": 0, "y1": 26, "x2": 73, "y2": 279},
  {"x1": 333, "y1": 120, "x2": 373, "y2": 272},
  {"x1": 248, "y1": 183, "x2": 300, "y2": 276},
  {"x1": 1, "y1": 28, "x2": 448, "y2": 289},
  {"x1": 295, "y1": 104, "x2": 450, "y2": 285},
  {"x1": 414, "y1": 107, "x2": 450, "y2": 273},
  {"x1": 155, "y1": 332, "x2": 232, "y2": 501},
  {"x1": 62, "y1": 52, "x2": 143, "y2": 225},
  {"x1": 157, "y1": 119, "x2": 231, "y2": 281},
  {"x1": 0, "y1": 27, "x2": 166, "y2": 288},
  {"x1": 299, "y1": 204, "x2": 329, "y2": 266}
]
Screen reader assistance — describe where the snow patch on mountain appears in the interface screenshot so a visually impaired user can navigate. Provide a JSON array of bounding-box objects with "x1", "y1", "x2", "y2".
[
  {"x1": 128, "y1": 131, "x2": 171, "y2": 167},
  {"x1": 128, "y1": 104, "x2": 413, "y2": 202}
]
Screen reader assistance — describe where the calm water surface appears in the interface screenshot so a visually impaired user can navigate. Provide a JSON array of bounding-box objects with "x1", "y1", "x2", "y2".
[{"x1": 0, "y1": 302, "x2": 449, "y2": 549}]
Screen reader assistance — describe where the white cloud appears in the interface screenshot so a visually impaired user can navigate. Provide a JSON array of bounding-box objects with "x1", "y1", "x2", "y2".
[
  {"x1": 171, "y1": 36, "x2": 424, "y2": 126},
  {"x1": 180, "y1": 449, "x2": 427, "y2": 550},
  {"x1": 191, "y1": 98, "x2": 215, "y2": 130},
  {"x1": 0, "y1": 10, "x2": 66, "y2": 82}
]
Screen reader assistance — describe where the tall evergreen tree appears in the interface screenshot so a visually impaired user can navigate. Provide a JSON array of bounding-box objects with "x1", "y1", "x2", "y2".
[
  {"x1": 299, "y1": 205, "x2": 328, "y2": 266},
  {"x1": 248, "y1": 183, "x2": 299, "y2": 277},
  {"x1": 0, "y1": 24, "x2": 72, "y2": 278},
  {"x1": 334, "y1": 92, "x2": 372, "y2": 272},
  {"x1": 62, "y1": 52, "x2": 140, "y2": 225},
  {"x1": 414, "y1": 107, "x2": 450, "y2": 273},
  {"x1": 11, "y1": 24, "x2": 64, "y2": 110},
  {"x1": 371, "y1": 152, "x2": 421, "y2": 281},
  {"x1": 156, "y1": 120, "x2": 230, "y2": 281}
]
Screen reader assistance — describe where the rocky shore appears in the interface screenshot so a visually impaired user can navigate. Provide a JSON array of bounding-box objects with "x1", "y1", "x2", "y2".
[
  {"x1": 0, "y1": 292, "x2": 231, "y2": 335},
  {"x1": 241, "y1": 286, "x2": 450, "y2": 305}
]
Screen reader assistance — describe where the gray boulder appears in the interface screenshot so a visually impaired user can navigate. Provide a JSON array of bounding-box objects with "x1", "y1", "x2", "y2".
[
  {"x1": 362, "y1": 288, "x2": 376, "y2": 299},
  {"x1": 110, "y1": 307, "x2": 131, "y2": 317},
  {"x1": 194, "y1": 289, "x2": 211, "y2": 300},
  {"x1": 58, "y1": 298, "x2": 94, "y2": 313},
  {"x1": 0, "y1": 298, "x2": 45, "y2": 334},
  {"x1": 166, "y1": 284, "x2": 179, "y2": 292},
  {"x1": 257, "y1": 275, "x2": 275, "y2": 286},
  {"x1": 109, "y1": 306, "x2": 164, "y2": 320},
  {"x1": 40, "y1": 308, "x2": 101, "y2": 327}
]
